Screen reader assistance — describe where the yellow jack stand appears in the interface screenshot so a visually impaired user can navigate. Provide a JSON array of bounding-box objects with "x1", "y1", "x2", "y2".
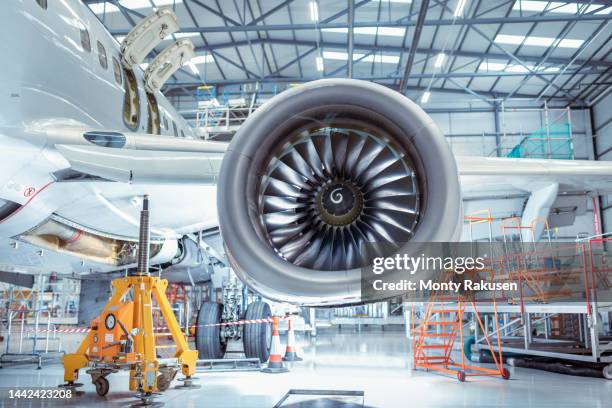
[{"x1": 60, "y1": 196, "x2": 197, "y2": 404}]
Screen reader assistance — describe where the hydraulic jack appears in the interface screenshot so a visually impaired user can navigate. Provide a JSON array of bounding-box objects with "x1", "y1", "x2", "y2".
[{"x1": 59, "y1": 196, "x2": 198, "y2": 405}]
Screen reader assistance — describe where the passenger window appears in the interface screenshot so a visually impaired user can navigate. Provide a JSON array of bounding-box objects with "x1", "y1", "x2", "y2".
[
  {"x1": 180, "y1": 130, "x2": 185, "y2": 138},
  {"x1": 80, "y1": 28, "x2": 91, "y2": 52},
  {"x1": 112, "y1": 57, "x2": 122, "y2": 85},
  {"x1": 97, "y1": 41, "x2": 108, "y2": 70},
  {"x1": 35, "y1": 0, "x2": 47, "y2": 9},
  {"x1": 163, "y1": 116, "x2": 169, "y2": 132},
  {"x1": 172, "y1": 122, "x2": 178, "y2": 137},
  {"x1": 122, "y1": 68, "x2": 140, "y2": 130},
  {"x1": 146, "y1": 92, "x2": 161, "y2": 135}
]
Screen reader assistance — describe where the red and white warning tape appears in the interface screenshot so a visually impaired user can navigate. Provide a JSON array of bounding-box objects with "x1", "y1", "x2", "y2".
[{"x1": 20, "y1": 315, "x2": 289, "y2": 334}]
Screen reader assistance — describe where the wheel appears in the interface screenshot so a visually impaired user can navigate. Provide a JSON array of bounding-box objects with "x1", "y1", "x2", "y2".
[
  {"x1": 94, "y1": 377, "x2": 109, "y2": 397},
  {"x1": 195, "y1": 302, "x2": 227, "y2": 359},
  {"x1": 457, "y1": 370, "x2": 466, "y2": 382},
  {"x1": 157, "y1": 374, "x2": 170, "y2": 391},
  {"x1": 243, "y1": 301, "x2": 272, "y2": 362},
  {"x1": 501, "y1": 368, "x2": 510, "y2": 380},
  {"x1": 603, "y1": 364, "x2": 612, "y2": 380}
]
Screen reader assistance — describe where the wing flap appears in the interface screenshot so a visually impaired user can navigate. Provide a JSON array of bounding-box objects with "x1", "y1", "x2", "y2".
[{"x1": 457, "y1": 156, "x2": 612, "y2": 198}]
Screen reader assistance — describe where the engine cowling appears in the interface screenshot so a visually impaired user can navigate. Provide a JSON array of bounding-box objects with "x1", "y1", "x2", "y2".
[{"x1": 218, "y1": 79, "x2": 461, "y2": 305}]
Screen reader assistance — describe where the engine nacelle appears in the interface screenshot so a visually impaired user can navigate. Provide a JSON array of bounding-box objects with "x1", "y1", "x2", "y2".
[{"x1": 218, "y1": 79, "x2": 461, "y2": 305}]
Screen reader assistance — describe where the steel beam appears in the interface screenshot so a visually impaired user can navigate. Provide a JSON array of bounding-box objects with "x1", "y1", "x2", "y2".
[
  {"x1": 192, "y1": 39, "x2": 611, "y2": 68},
  {"x1": 400, "y1": 0, "x2": 430, "y2": 93},
  {"x1": 109, "y1": 14, "x2": 612, "y2": 35}
]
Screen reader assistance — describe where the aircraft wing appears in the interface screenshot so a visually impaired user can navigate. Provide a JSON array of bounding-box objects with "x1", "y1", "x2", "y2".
[
  {"x1": 47, "y1": 126, "x2": 612, "y2": 198},
  {"x1": 457, "y1": 156, "x2": 612, "y2": 199}
]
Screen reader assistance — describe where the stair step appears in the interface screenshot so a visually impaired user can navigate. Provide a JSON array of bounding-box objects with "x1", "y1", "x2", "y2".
[
  {"x1": 419, "y1": 333, "x2": 456, "y2": 337},
  {"x1": 423, "y1": 321, "x2": 458, "y2": 325},
  {"x1": 416, "y1": 357, "x2": 450, "y2": 362},
  {"x1": 419, "y1": 345, "x2": 448, "y2": 349},
  {"x1": 430, "y1": 309, "x2": 460, "y2": 313}
]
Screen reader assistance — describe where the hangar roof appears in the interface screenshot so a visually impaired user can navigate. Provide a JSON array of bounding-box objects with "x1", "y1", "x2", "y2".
[{"x1": 85, "y1": 0, "x2": 612, "y2": 107}]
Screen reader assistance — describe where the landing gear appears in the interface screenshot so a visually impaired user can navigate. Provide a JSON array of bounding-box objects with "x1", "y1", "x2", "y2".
[
  {"x1": 195, "y1": 302, "x2": 227, "y2": 359},
  {"x1": 603, "y1": 364, "x2": 612, "y2": 380},
  {"x1": 243, "y1": 301, "x2": 272, "y2": 363}
]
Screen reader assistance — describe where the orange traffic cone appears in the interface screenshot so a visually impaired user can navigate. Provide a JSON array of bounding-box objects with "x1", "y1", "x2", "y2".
[
  {"x1": 283, "y1": 315, "x2": 302, "y2": 362},
  {"x1": 262, "y1": 316, "x2": 289, "y2": 373}
]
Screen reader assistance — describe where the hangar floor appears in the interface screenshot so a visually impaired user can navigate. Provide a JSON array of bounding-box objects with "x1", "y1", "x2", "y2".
[{"x1": 0, "y1": 330, "x2": 609, "y2": 407}]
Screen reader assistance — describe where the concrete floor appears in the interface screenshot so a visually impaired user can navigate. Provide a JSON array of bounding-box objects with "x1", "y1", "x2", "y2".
[{"x1": 0, "y1": 329, "x2": 610, "y2": 407}]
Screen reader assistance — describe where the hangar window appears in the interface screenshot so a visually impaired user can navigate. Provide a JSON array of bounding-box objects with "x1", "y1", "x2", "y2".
[
  {"x1": 146, "y1": 92, "x2": 161, "y2": 135},
  {"x1": 112, "y1": 57, "x2": 122, "y2": 85},
  {"x1": 97, "y1": 41, "x2": 108, "y2": 70},
  {"x1": 122, "y1": 68, "x2": 140, "y2": 130},
  {"x1": 172, "y1": 121, "x2": 178, "y2": 137},
  {"x1": 80, "y1": 28, "x2": 91, "y2": 52},
  {"x1": 35, "y1": 0, "x2": 47, "y2": 9}
]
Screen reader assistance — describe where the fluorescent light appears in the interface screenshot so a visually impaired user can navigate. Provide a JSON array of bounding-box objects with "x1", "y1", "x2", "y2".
[
  {"x1": 191, "y1": 55, "x2": 214, "y2": 64},
  {"x1": 454, "y1": 0, "x2": 468, "y2": 17},
  {"x1": 434, "y1": 53, "x2": 446, "y2": 68},
  {"x1": 421, "y1": 91, "x2": 431, "y2": 104},
  {"x1": 322, "y1": 27, "x2": 406, "y2": 37},
  {"x1": 140, "y1": 63, "x2": 149, "y2": 70},
  {"x1": 321, "y1": 51, "x2": 400, "y2": 64},
  {"x1": 309, "y1": 1, "x2": 319, "y2": 22},
  {"x1": 494, "y1": 34, "x2": 584, "y2": 48},
  {"x1": 512, "y1": 1, "x2": 611, "y2": 15},
  {"x1": 316, "y1": 56, "x2": 324, "y2": 72},
  {"x1": 115, "y1": 35, "x2": 126, "y2": 43}
]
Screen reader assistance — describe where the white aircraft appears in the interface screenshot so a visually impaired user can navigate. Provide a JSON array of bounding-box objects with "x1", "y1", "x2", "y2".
[{"x1": 2, "y1": 2, "x2": 612, "y2": 311}]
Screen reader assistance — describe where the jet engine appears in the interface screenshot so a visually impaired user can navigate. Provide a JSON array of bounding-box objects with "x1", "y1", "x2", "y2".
[{"x1": 218, "y1": 79, "x2": 461, "y2": 305}]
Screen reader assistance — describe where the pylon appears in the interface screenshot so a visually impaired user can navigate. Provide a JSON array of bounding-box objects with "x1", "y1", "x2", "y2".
[
  {"x1": 282, "y1": 315, "x2": 302, "y2": 362},
  {"x1": 262, "y1": 316, "x2": 289, "y2": 373}
]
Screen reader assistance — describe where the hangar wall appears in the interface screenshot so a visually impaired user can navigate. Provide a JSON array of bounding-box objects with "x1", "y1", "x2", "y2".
[{"x1": 593, "y1": 91, "x2": 612, "y2": 234}]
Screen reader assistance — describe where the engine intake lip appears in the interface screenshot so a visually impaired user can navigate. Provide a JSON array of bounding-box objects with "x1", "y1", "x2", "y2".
[{"x1": 217, "y1": 79, "x2": 461, "y2": 304}]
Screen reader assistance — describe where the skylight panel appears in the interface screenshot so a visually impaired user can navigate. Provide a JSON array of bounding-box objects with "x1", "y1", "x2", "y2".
[
  {"x1": 174, "y1": 32, "x2": 200, "y2": 39},
  {"x1": 512, "y1": 1, "x2": 611, "y2": 15},
  {"x1": 494, "y1": 34, "x2": 584, "y2": 48},
  {"x1": 322, "y1": 51, "x2": 400, "y2": 64},
  {"x1": 88, "y1": 2, "x2": 120, "y2": 14},
  {"x1": 191, "y1": 55, "x2": 214, "y2": 64},
  {"x1": 478, "y1": 60, "x2": 562, "y2": 73},
  {"x1": 322, "y1": 27, "x2": 406, "y2": 37},
  {"x1": 89, "y1": 0, "x2": 183, "y2": 14}
]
